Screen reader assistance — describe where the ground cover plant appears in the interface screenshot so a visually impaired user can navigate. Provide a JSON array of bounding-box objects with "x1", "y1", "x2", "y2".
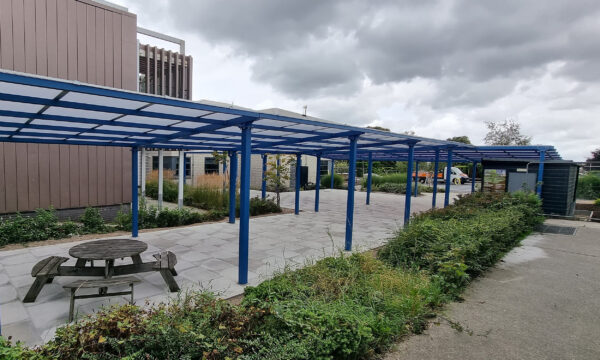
[
  {"x1": 0, "y1": 207, "x2": 113, "y2": 247},
  {"x1": 0, "y1": 192, "x2": 542, "y2": 359},
  {"x1": 378, "y1": 191, "x2": 543, "y2": 297},
  {"x1": 361, "y1": 173, "x2": 407, "y2": 188}
]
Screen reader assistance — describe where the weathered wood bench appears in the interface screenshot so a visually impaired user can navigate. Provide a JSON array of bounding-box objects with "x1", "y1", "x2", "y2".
[
  {"x1": 24, "y1": 250, "x2": 180, "y2": 303},
  {"x1": 23, "y1": 256, "x2": 69, "y2": 303},
  {"x1": 63, "y1": 276, "x2": 141, "y2": 322},
  {"x1": 153, "y1": 251, "x2": 180, "y2": 292}
]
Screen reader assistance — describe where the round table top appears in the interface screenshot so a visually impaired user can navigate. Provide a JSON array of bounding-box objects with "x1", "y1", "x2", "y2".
[{"x1": 69, "y1": 239, "x2": 148, "y2": 261}]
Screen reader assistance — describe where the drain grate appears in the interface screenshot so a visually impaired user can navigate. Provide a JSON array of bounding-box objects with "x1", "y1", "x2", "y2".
[{"x1": 535, "y1": 224, "x2": 577, "y2": 235}]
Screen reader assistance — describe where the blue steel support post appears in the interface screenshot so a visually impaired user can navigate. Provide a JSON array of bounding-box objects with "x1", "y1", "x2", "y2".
[
  {"x1": 131, "y1": 147, "x2": 139, "y2": 239},
  {"x1": 536, "y1": 150, "x2": 545, "y2": 197},
  {"x1": 345, "y1": 135, "x2": 359, "y2": 251},
  {"x1": 261, "y1": 154, "x2": 267, "y2": 200},
  {"x1": 404, "y1": 143, "x2": 416, "y2": 226},
  {"x1": 432, "y1": 149, "x2": 440, "y2": 209},
  {"x1": 366, "y1": 152, "x2": 373, "y2": 205},
  {"x1": 315, "y1": 154, "x2": 321, "y2": 212},
  {"x1": 471, "y1": 161, "x2": 477, "y2": 193},
  {"x1": 414, "y1": 161, "x2": 419, "y2": 197},
  {"x1": 330, "y1": 160, "x2": 335, "y2": 189},
  {"x1": 228, "y1": 151, "x2": 238, "y2": 224},
  {"x1": 295, "y1": 154, "x2": 302, "y2": 215},
  {"x1": 444, "y1": 148, "x2": 453, "y2": 207},
  {"x1": 238, "y1": 124, "x2": 252, "y2": 284}
]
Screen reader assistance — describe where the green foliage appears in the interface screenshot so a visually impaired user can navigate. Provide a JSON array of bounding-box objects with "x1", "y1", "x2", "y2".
[
  {"x1": 146, "y1": 179, "x2": 230, "y2": 211},
  {"x1": 320, "y1": 174, "x2": 344, "y2": 189},
  {"x1": 378, "y1": 192, "x2": 543, "y2": 298},
  {"x1": 577, "y1": 172, "x2": 600, "y2": 199},
  {"x1": 446, "y1": 136, "x2": 472, "y2": 144},
  {"x1": 0, "y1": 208, "x2": 81, "y2": 247},
  {"x1": 79, "y1": 207, "x2": 109, "y2": 234},
  {"x1": 362, "y1": 173, "x2": 408, "y2": 187},
  {"x1": 145, "y1": 179, "x2": 179, "y2": 203},
  {"x1": 595, "y1": 198, "x2": 600, "y2": 206},
  {"x1": 115, "y1": 198, "x2": 226, "y2": 231},
  {"x1": 375, "y1": 183, "x2": 406, "y2": 194},
  {"x1": 0, "y1": 337, "x2": 40, "y2": 359},
  {"x1": 239, "y1": 196, "x2": 282, "y2": 217}
]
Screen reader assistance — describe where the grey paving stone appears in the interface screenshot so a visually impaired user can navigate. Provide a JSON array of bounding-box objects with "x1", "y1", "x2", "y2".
[
  {"x1": 1, "y1": 301, "x2": 29, "y2": 325},
  {"x1": 0, "y1": 272, "x2": 9, "y2": 285},
  {"x1": 0, "y1": 252, "x2": 37, "y2": 266},
  {"x1": 0, "y1": 284, "x2": 18, "y2": 304}
]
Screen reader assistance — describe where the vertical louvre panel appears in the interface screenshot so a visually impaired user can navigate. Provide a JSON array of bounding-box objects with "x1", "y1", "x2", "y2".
[
  {"x1": 79, "y1": 145, "x2": 89, "y2": 206},
  {"x1": 34, "y1": 0, "x2": 47, "y2": 75},
  {"x1": 27, "y1": 143, "x2": 40, "y2": 209},
  {"x1": 49, "y1": 144, "x2": 61, "y2": 207},
  {"x1": 122, "y1": 147, "x2": 132, "y2": 202},
  {"x1": 11, "y1": 0, "x2": 26, "y2": 72},
  {"x1": 187, "y1": 56, "x2": 193, "y2": 99},
  {"x1": 112, "y1": 12, "x2": 121, "y2": 88},
  {"x1": 76, "y1": 2, "x2": 86, "y2": 82},
  {"x1": 153, "y1": 46, "x2": 157, "y2": 94},
  {"x1": 85, "y1": 6, "x2": 95, "y2": 84},
  {"x1": 16, "y1": 143, "x2": 29, "y2": 211},
  {"x1": 166, "y1": 50, "x2": 172, "y2": 96},
  {"x1": 182, "y1": 55, "x2": 188, "y2": 99},
  {"x1": 23, "y1": 0, "x2": 36, "y2": 73},
  {"x1": 0, "y1": 0, "x2": 14, "y2": 69},
  {"x1": 97, "y1": 146, "x2": 106, "y2": 205},
  {"x1": 103, "y1": 10, "x2": 113, "y2": 87},
  {"x1": 4, "y1": 143, "x2": 18, "y2": 213},
  {"x1": 95, "y1": 8, "x2": 105, "y2": 85},
  {"x1": 59, "y1": 144, "x2": 70, "y2": 208},
  {"x1": 121, "y1": 13, "x2": 136, "y2": 90},
  {"x1": 160, "y1": 48, "x2": 165, "y2": 95},
  {"x1": 175, "y1": 52, "x2": 180, "y2": 98},
  {"x1": 144, "y1": 44, "x2": 149, "y2": 93},
  {"x1": 0, "y1": 145, "x2": 5, "y2": 213},
  {"x1": 46, "y1": 0, "x2": 58, "y2": 77},
  {"x1": 38, "y1": 144, "x2": 50, "y2": 208},
  {"x1": 65, "y1": 0, "x2": 76, "y2": 80}
]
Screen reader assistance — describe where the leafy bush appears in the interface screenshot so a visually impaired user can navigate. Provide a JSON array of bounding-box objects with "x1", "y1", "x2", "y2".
[
  {"x1": 375, "y1": 183, "x2": 406, "y2": 194},
  {"x1": 417, "y1": 186, "x2": 445, "y2": 193},
  {"x1": 320, "y1": 174, "x2": 344, "y2": 189},
  {"x1": 79, "y1": 207, "x2": 109, "y2": 234},
  {"x1": 595, "y1": 198, "x2": 600, "y2": 206},
  {"x1": 362, "y1": 173, "x2": 407, "y2": 188},
  {"x1": 577, "y1": 172, "x2": 600, "y2": 199},
  {"x1": 0, "y1": 337, "x2": 39, "y2": 359},
  {"x1": 115, "y1": 198, "x2": 226, "y2": 231},
  {"x1": 240, "y1": 196, "x2": 282, "y2": 217},
  {"x1": 0, "y1": 208, "x2": 81, "y2": 247},
  {"x1": 378, "y1": 192, "x2": 543, "y2": 298}
]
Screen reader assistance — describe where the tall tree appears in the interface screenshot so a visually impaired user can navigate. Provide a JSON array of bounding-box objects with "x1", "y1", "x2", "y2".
[
  {"x1": 447, "y1": 136, "x2": 472, "y2": 144},
  {"x1": 367, "y1": 125, "x2": 390, "y2": 132},
  {"x1": 484, "y1": 119, "x2": 531, "y2": 145},
  {"x1": 587, "y1": 148, "x2": 600, "y2": 162}
]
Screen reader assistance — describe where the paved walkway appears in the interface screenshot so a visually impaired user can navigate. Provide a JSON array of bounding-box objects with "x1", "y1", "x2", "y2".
[
  {"x1": 385, "y1": 219, "x2": 600, "y2": 360},
  {"x1": 0, "y1": 189, "x2": 450, "y2": 345}
]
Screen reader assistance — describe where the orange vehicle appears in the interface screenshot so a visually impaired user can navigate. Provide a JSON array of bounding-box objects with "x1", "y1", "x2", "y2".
[{"x1": 412, "y1": 167, "x2": 469, "y2": 184}]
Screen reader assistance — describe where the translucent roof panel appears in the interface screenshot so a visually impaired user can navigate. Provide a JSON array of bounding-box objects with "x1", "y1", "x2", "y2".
[{"x1": 0, "y1": 69, "x2": 562, "y2": 160}]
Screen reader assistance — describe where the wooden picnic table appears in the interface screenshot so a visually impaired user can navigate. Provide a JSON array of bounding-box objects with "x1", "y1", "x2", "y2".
[{"x1": 23, "y1": 239, "x2": 179, "y2": 303}]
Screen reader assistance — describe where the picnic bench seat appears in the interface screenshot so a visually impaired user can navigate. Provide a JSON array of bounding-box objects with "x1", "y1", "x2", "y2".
[
  {"x1": 23, "y1": 256, "x2": 69, "y2": 302},
  {"x1": 63, "y1": 276, "x2": 141, "y2": 322},
  {"x1": 153, "y1": 251, "x2": 180, "y2": 292}
]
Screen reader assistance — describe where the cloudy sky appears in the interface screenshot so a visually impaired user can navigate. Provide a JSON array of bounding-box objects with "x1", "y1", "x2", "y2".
[{"x1": 115, "y1": 0, "x2": 600, "y2": 161}]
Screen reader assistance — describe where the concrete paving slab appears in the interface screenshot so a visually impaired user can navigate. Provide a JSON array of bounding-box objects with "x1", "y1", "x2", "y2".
[{"x1": 385, "y1": 219, "x2": 600, "y2": 360}]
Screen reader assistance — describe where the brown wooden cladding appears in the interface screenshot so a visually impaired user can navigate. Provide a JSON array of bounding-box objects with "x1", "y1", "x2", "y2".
[
  {"x1": 0, "y1": 144, "x2": 132, "y2": 213},
  {"x1": 0, "y1": 0, "x2": 138, "y2": 213}
]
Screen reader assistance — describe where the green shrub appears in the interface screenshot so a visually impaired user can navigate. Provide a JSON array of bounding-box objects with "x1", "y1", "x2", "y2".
[
  {"x1": 0, "y1": 208, "x2": 82, "y2": 247},
  {"x1": 362, "y1": 173, "x2": 407, "y2": 188},
  {"x1": 375, "y1": 183, "x2": 406, "y2": 194},
  {"x1": 320, "y1": 174, "x2": 344, "y2": 189},
  {"x1": 242, "y1": 196, "x2": 282, "y2": 216},
  {"x1": 0, "y1": 337, "x2": 39, "y2": 360},
  {"x1": 577, "y1": 172, "x2": 600, "y2": 199},
  {"x1": 115, "y1": 198, "x2": 227, "y2": 231},
  {"x1": 79, "y1": 207, "x2": 109, "y2": 234},
  {"x1": 595, "y1": 198, "x2": 600, "y2": 206},
  {"x1": 185, "y1": 186, "x2": 229, "y2": 211},
  {"x1": 378, "y1": 192, "x2": 543, "y2": 298},
  {"x1": 145, "y1": 179, "x2": 179, "y2": 203}
]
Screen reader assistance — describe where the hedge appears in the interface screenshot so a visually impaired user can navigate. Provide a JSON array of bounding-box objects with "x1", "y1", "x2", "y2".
[
  {"x1": 378, "y1": 192, "x2": 543, "y2": 297},
  {"x1": 320, "y1": 174, "x2": 344, "y2": 189},
  {"x1": 0, "y1": 192, "x2": 542, "y2": 359},
  {"x1": 577, "y1": 172, "x2": 600, "y2": 199}
]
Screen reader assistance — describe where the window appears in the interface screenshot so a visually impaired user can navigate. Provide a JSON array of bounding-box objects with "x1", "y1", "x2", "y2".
[
  {"x1": 152, "y1": 156, "x2": 191, "y2": 177},
  {"x1": 320, "y1": 159, "x2": 330, "y2": 176},
  {"x1": 204, "y1": 157, "x2": 219, "y2": 174}
]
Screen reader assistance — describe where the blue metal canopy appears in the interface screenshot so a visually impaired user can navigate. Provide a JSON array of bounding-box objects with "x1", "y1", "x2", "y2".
[{"x1": 0, "y1": 69, "x2": 562, "y2": 161}]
